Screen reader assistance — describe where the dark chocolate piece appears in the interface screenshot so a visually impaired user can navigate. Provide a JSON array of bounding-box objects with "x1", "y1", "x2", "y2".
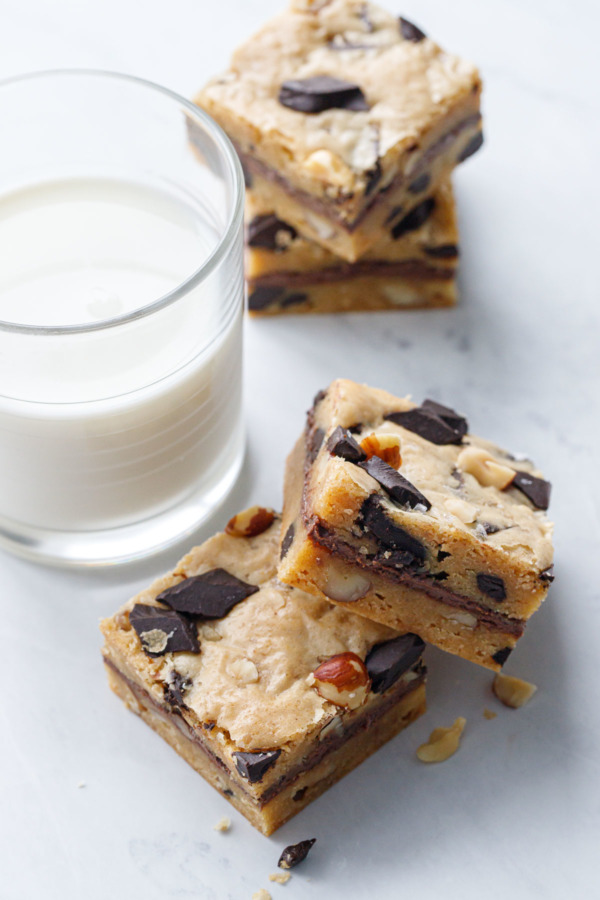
[
  {"x1": 421, "y1": 398, "x2": 468, "y2": 437},
  {"x1": 129, "y1": 604, "x2": 200, "y2": 657},
  {"x1": 457, "y1": 130, "x2": 484, "y2": 162},
  {"x1": 399, "y1": 16, "x2": 427, "y2": 42},
  {"x1": 280, "y1": 523, "x2": 295, "y2": 559},
  {"x1": 307, "y1": 427, "x2": 325, "y2": 464},
  {"x1": 366, "y1": 634, "x2": 425, "y2": 693},
  {"x1": 492, "y1": 647, "x2": 512, "y2": 667},
  {"x1": 477, "y1": 573, "x2": 507, "y2": 602},
  {"x1": 424, "y1": 244, "x2": 459, "y2": 259},
  {"x1": 377, "y1": 548, "x2": 418, "y2": 569},
  {"x1": 540, "y1": 565, "x2": 555, "y2": 584},
  {"x1": 359, "y1": 456, "x2": 431, "y2": 510},
  {"x1": 278, "y1": 76, "x2": 369, "y2": 113},
  {"x1": 278, "y1": 838, "x2": 317, "y2": 870},
  {"x1": 223, "y1": 788, "x2": 234, "y2": 797},
  {"x1": 233, "y1": 749, "x2": 281, "y2": 783},
  {"x1": 407, "y1": 172, "x2": 431, "y2": 194},
  {"x1": 511, "y1": 471, "x2": 551, "y2": 510},
  {"x1": 391, "y1": 198, "x2": 435, "y2": 239},
  {"x1": 247, "y1": 214, "x2": 297, "y2": 250},
  {"x1": 385, "y1": 407, "x2": 463, "y2": 445},
  {"x1": 163, "y1": 670, "x2": 192, "y2": 707},
  {"x1": 326, "y1": 425, "x2": 367, "y2": 463},
  {"x1": 248, "y1": 285, "x2": 285, "y2": 311},
  {"x1": 280, "y1": 291, "x2": 309, "y2": 308},
  {"x1": 361, "y1": 496, "x2": 426, "y2": 560},
  {"x1": 437, "y1": 549, "x2": 451, "y2": 561},
  {"x1": 157, "y1": 569, "x2": 259, "y2": 619}
]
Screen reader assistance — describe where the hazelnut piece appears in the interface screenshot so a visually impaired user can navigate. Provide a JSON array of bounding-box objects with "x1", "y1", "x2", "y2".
[
  {"x1": 311, "y1": 652, "x2": 370, "y2": 709},
  {"x1": 456, "y1": 446, "x2": 515, "y2": 490},
  {"x1": 360, "y1": 432, "x2": 402, "y2": 469},
  {"x1": 493, "y1": 673, "x2": 537, "y2": 709},
  {"x1": 225, "y1": 506, "x2": 275, "y2": 538}
]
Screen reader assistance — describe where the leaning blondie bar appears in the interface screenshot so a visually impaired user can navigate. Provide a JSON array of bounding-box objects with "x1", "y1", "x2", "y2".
[
  {"x1": 279, "y1": 380, "x2": 554, "y2": 671},
  {"x1": 195, "y1": 0, "x2": 482, "y2": 262},
  {"x1": 246, "y1": 180, "x2": 458, "y2": 314},
  {"x1": 101, "y1": 511, "x2": 426, "y2": 835}
]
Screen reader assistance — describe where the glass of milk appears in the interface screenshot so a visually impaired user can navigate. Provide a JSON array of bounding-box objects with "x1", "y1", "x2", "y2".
[{"x1": 0, "y1": 70, "x2": 245, "y2": 566}]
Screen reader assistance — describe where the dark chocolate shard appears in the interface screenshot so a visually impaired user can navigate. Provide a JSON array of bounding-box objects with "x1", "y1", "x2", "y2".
[
  {"x1": 129, "y1": 604, "x2": 200, "y2": 657},
  {"x1": 540, "y1": 565, "x2": 555, "y2": 584},
  {"x1": 278, "y1": 76, "x2": 369, "y2": 114},
  {"x1": 307, "y1": 427, "x2": 325, "y2": 464},
  {"x1": 492, "y1": 646, "x2": 512, "y2": 667},
  {"x1": 278, "y1": 838, "x2": 317, "y2": 870},
  {"x1": 385, "y1": 407, "x2": 464, "y2": 445},
  {"x1": 233, "y1": 749, "x2": 281, "y2": 783},
  {"x1": 421, "y1": 398, "x2": 469, "y2": 438},
  {"x1": 366, "y1": 634, "x2": 425, "y2": 693},
  {"x1": 361, "y1": 496, "x2": 426, "y2": 561},
  {"x1": 280, "y1": 291, "x2": 308, "y2": 308},
  {"x1": 511, "y1": 471, "x2": 551, "y2": 510},
  {"x1": 280, "y1": 523, "x2": 295, "y2": 559},
  {"x1": 457, "y1": 130, "x2": 484, "y2": 162},
  {"x1": 326, "y1": 425, "x2": 367, "y2": 463},
  {"x1": 437, "y1": 549, "x2": 451, "y2": 561},
  {"x1": 157, "y1": 569, "x2": 259, "y2": 619},
  {"x1": 477, "y1": 573, "x2": 507, "y2": 601},
  {"x1": 391, "y1": 197, "x2": 435, "y2": 239},
  {"x1": 399, "y1": 16, "x2": 427, "y2": 42},
  {"x1": 424, "y1": 243, "x2": 459, "y2": 260},
  {"x1": 248, "y1": 285, "x2": 285, "y2": 311},
  {"x1": 359, "y1": 456, "x2": 431, "y2": 510},
  {"x1": 407, "y1": 172, "x2": 431, "y2": 194},
  {"x1": 247, "y1": 214, "x2": 297, "y2": 250},
  {"x1": 163, "y1": 670, "x2": 192, "y2": 707}
]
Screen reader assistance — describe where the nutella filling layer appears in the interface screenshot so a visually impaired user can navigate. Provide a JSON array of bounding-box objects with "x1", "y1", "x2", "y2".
[{"x1": 248, "y1": 259, "x2": 455, "y2": 287}]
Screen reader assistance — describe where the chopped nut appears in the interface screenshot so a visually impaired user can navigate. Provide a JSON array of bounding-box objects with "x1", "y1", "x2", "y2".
[
  {"x1": 229, "y1": 658, "x2": 259, "y2": 684},
  {"x1": 493, "y1": 673, "x2": 537, "y2": 709},
  {"x1": 269, "y1": 872, "x2": 291, "y2": 884},
  {"x1": 225, "y1": 506, "x2": 275, "y2": 538},
  {"x1": 457, "y1": 446, "x2": 515, "y2": 490},
  {"x1": 360, "y1": 432, "x2": 402, "y2": 469},
  {"x1": 213, "y1": 816, "x2": 231, "y2": 832},
  {"x1": 321, "y1": 563, "x2": 371, "y2": 603},
  {"x1": 483, "y1": 708, "x2": 497, "y2": 720},
  {"x1": 416, "y1": 717, "x2": 466, "y2": 763},
  {"x1": 312, "y1": 652, "x2": 370, "y2": 710},
  {"x1": 445, "y1": 496, "x2": 478, "y2": 524},
  {"x1": 202, "y1": 624, "x2": 222, "y2": 641},
  {"x1": 252, "y1": 891, "x2": 272, "y2": 900},
  {"x1": 439, "y1": 608, "x2": 477, "y2": 628},
  {"x1": 139, "y1": 628, "x2": 171, "y2": 655},
  {"x1": 303, "y1": 148, "x2": 349, "y2": 184}
]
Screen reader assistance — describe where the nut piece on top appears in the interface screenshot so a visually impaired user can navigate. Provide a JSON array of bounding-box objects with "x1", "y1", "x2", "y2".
[{"x1": 279, "y1": 379, "x2": 554, "y2": 671}]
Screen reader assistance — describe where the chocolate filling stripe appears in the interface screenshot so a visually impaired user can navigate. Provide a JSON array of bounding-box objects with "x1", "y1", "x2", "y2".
[
  {"x1": 247, "y1": 259, "x2": 455, "y2": 287},
  {"x1": 307, "y1": 519, "x2": 524, "y2": 638},
  {"x1": 235, "y1": 114, "x2": 481, "y2": 234}
]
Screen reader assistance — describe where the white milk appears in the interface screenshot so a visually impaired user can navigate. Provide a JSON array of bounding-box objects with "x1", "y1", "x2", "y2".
[{"x1": 0, "y1": 178, "x2": 243, "y2": 532}]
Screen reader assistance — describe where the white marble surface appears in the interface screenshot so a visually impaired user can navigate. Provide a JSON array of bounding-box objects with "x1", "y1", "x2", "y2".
[{"x1": 1, "y1": 1, "x2": 599, "y2": 898}]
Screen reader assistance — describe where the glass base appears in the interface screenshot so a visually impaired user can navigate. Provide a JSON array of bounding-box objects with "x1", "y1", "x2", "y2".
[{"x1": 0, "y1": 439, "x2": 245, "y2": 568}]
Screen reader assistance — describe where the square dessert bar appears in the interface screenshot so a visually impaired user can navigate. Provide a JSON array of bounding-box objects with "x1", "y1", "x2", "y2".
[
  {"x1": 279, "y1": 380, "x2": 554, "y2": 671},
  {"x1": 101, "y1": 510, "x2": 426, "y2": 836},
  {"x1": 195, "y1": 0, "x2": 482, "y2": 262},
  {"x1": 246, "y1": 180, "x2": 458, "y2": 315}
]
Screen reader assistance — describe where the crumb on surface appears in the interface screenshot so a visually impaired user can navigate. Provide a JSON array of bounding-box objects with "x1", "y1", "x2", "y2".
[
  {"x1": 77, "y1": 781, "x2": 86, "y2": 789},
  {"x1": 416, "y1": 716, "x2": 466, "y2": 763},
  {"x1": 269, "y1": 871, "x2": 291, "y2": 884},
  {"x1": 493, "y1": 673, "x2": 537, "y2": 709},
  {"x1": 252, "y1": 891, "x2": 272, "y2": 900},
  {"x1": 213, "y1": 816, "x2": 231, "y2": 832},
  {"x1": 483, "y1": 708, "x2": 497, "y2": 720}
]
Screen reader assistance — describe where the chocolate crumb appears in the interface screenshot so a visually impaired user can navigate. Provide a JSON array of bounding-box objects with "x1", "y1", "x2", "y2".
[
  {"x1": 278, "y1": 838, "x2": 317, "y2": 869},
  {"x1": 540, "y1": 565, "x2": 555, "y2": 584}
]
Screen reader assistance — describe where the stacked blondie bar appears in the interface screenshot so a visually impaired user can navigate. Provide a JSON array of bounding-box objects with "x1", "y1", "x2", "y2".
[{"x1": 195, "y1": 0, "x2": 483, "y2": 314}]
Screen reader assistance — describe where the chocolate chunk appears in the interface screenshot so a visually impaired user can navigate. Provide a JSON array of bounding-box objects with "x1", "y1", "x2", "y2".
[
  {"x1": 492, "y1": 646, "x2": 512, "y2": 667},
  {"x1": 365, "y1": 158, "x2": 382, "y2": 196},
  {"x1": 129, "y1": 604, "x2": 200, "y2": 657},
  {"x1": 391, "y1": 198, "x2": 435, "y2": 239},
  {"x1": 278, "y1": 838, "x2": 317, "y2": 870},
  {"x1": 278, "y1": 76, "x2": 369, "y2": 113},
  {"x1": 437, "y1": 549, "x2": 451, "y2": 561},
  {"x1": 157, "y1": 569, "x2": 259, "y2": 619},
  {"x1": 248, "y1": 285, "x2": 285, "y2": 311},
  {"x1": 361, "y1": 496, "x2": 426, "y2": 561},
  {"x1": 280, "y1": 523, "x2": 295, "y2": 559},
  {"x1": 457, "y1": 131, "x2": 484, "y2": 162},
  {"x1": 223, "y1": 788, "x2": 234, "y2": 797},
  {"x1": 163, "y1": 670, "x2": 192, "y2": 707},
  {"x1": 424, "y1": 243, "x2": 459, "y2": 260},
  {"x1": 233, "y1": 749, "x2": 281, "y2": 783},
  {"x1": 421, "y1": 398, "x2": 469, "y2": 437},
  {"x1": 511, "y1": 471, "x2": 551, "y2": 510},
  {"x1": 359, "y1": 456, "x2": 431, "y2": 510},
  {"x1": 280, "y1": 291, "x2": 309, "y2": 308},
  {"x1": 385, "y1": 406, "x2": 464, "y2": 445},
  {"x1": 540, "y1": 565, "x2": 555, "y2": 584},
  {"x1": 307, "y1": 427, "x2": 325, "y2": 464},
  {"x1": 366, "y1": 634, "x2": 425, "y2": 693},
  {"x1": 326, "y1": 425, "x2": 367, "y2": 463},
  {"x1": 399, "y1": 16, "x2": 427, "y2": 42},
  {"x1": 377, "y1": 548, "x2": 418, "y2": 569},
  {"x1": 477, "y1": 573, "x2": 507, "y2": 601},
  {"x1": 407, "y1": 172, "x2": 431, "y2": 194},
  {"x1": 247, "y1": 214, "x2": 297, "y2": 250}
]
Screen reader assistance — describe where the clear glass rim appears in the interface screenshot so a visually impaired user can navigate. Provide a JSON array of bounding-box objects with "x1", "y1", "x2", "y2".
[{"x1": 0, "y1": 68, "x2": 244, "y2": 336}]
